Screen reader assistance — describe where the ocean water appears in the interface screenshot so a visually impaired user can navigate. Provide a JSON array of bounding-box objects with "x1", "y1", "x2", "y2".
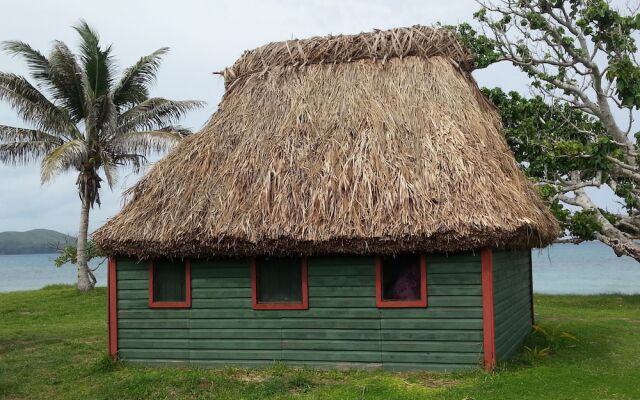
[
  {"x1": 0, "y1": 242, "x2": 639, "y2": 293},
  {"x1": 532, "y1": 241, "x2": 640, "y2": 295},
  {"x1": 0, "y1": 254, "x2": 107, "y2": 292}
]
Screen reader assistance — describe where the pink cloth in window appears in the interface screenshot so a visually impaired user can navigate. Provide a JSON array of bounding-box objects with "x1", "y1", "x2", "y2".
[{"x1": 390, "y1": 264, "x2": 420, "y2": 300}]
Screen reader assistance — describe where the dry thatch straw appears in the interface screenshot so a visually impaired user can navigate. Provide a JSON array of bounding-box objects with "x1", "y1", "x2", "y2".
[
  {"x1": 220, "y1": 25, "x2": 474, "y2": 89},
  {"x1": 94, "y1": 26, "x2": 559, "y2": 259}
]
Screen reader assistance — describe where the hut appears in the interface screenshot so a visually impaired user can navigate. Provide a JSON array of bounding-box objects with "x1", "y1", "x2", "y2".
[{"x1": 94, "y1": 26, "x2": 559, "y2": 371}]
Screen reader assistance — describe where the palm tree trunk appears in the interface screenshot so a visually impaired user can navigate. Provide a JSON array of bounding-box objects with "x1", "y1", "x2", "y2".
[{"x1": 76, "y1": 194, "x2": 94, "y2": 292}]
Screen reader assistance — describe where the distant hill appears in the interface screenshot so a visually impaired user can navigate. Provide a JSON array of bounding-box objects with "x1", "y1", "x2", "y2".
[{"x1": 0, "y1": 229, "x2": 76, "y2": 255}]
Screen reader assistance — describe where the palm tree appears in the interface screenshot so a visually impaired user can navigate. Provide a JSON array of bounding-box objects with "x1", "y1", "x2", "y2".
[{"x1": 0, "y1": 21, "x2": 204, "y2": 291}]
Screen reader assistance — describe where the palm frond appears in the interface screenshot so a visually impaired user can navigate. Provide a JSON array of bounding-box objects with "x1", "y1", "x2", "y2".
[
  {"x1": 100, "y1": 150, "x2": 118, "y2": 189},
  {"x1": 0, "y1": 72, "x2": 76, "y2": 136},
  {"x1": 40, "y1": 139, "x2": 87, "y2": 183},
  {"x1": 113, "y1": 47, "x2": 169, "y2": 110},
  {"x1": 1, "y1": 41, "x2": 51, "y2": 83},
  {"x1": 80, "y1": 72, "x2": 98, "y2": 139},
  {"x1": 157, "y1": 125, "x2": 192, "y2": 137},
  {"x1": 109, "y1": 129, "x2": 185, "y2": 156},
  {"x1": 73, "y1": 20, "x2": 114, "y2": 99},
  {"x1": 2, "y1": 39, "x2": 86, "y2": 123},
  {"x1": 0, "y1": 125, "x2": 64, "y2": 145},
  {"x1": 113, "y1": 153, "x2": 147, "y2": 173},
  {"x1": 0, "y1": 141, "x2": 60, "y2": 165},
  {"x1": 78, "y1": 73, "x2": 116, "y2": 140},
  {"x1": 96, "y1": 91, "x2": 117, "y2": 136},
  {"x1": 117, "y1": 98, "x2": 205, "y2": 132},
  {"x1": 48, "y1": 41, "x2": 86, "y2": 122}
]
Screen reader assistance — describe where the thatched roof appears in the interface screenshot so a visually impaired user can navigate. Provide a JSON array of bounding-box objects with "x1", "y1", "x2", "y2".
[
  {"x1": 220, "y1": 26, "x2": 474, "y2": 89},
  {"x1": 94, "y1": 26, "x2": 559, "y2": 259}
]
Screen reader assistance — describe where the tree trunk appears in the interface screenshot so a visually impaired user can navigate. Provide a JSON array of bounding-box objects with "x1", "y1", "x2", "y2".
[
  {"x1": 572, "y1": 188, "x2": 640, "y2": 262},
  {"x1": 595, "y1": 231, "x2": 640, "y2": 263},
  {"x1": 76, "y1": 194, "x2": 94, "y2": 292}
]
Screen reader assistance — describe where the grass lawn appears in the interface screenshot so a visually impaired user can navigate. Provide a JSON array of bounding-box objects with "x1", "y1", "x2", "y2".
[{"x1": 1, "y1": 286, "x2": 639, "y2": 399}]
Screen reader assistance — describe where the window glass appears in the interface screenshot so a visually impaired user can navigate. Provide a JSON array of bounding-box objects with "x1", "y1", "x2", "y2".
[
  {"x1": 256, "y1": 257, "x2": 302, "y2": 303},
  {"x1": 381, "y1": 254, "x2": 421, "y2": 301},
  {"x1": 153, "y1": 260, "x2": 186, "y2": 302}
]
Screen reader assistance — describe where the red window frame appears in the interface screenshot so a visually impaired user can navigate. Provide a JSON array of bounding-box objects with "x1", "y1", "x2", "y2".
[
  {"x1": 148, "y1": 259, "x2": 192, "y2": 309},
  {"x1": 250, "y1": 257, "x2": 309, "y2": 310},
  {"x1": 375, "y1": 254, "x2": 427, "y2": 308}
]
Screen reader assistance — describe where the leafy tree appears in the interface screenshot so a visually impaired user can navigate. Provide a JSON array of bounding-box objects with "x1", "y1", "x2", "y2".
[
  {"x1": 54, "y1": 240, "x2": 103, "y2": 287},
  {"x1": 453, "y1": 1, "x2": 640, "y2": 261},
  {"x1": 0, "y1": 21, "x2": 204, "y2": 290}
]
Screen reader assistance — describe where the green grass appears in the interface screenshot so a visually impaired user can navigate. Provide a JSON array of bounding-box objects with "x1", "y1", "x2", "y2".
[{"x1": 1, "y1": 286, "x2": 639, "y2": 399}]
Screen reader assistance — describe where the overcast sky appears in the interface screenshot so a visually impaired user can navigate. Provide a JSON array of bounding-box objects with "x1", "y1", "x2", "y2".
[{"x1": 0, "y1": 0, "x2": 628, "y2": 235}]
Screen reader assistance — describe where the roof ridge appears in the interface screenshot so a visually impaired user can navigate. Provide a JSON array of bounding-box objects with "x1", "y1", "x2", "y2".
[{"x1": 218, "y1": 25, "x2": 473, "y2": 89}]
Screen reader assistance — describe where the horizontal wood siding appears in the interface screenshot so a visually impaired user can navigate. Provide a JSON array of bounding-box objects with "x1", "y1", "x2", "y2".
[
  {"x1": 116, "y1": 253, "x2": 483, "y2": 371},
  {"x1": 492, "y1": 250, "x2": 532, "y2": 361}
]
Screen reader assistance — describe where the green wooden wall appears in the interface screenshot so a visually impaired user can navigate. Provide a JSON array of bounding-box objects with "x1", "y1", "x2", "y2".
[
  {"x1": 115, "y1": 253, "x2": 484, "y2": 371},
  {"x1": 493, "y1": 250, "x2": 533, "y2": 361}
]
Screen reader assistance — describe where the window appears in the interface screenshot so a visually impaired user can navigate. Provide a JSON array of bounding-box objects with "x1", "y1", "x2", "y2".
[
  {"x1": 251, "y1": 257, "x2": 308, "y2": 310},
  {"x1": 148, "y1": 259, "x2": 191, "y2": 308},
  {"x1": 376, "y1": 254, "x2": 427, "y2": 308}
]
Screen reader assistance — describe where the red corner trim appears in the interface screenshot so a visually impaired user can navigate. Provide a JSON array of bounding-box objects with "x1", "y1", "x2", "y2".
[
  {"x1": 148, "y1": 259, "x2": 192, "y2": 309},
  {"x1": 251, "y1": 257, "x2": 309, "y2": 310},
  {"x1": 481, "y1": 247, "x2": 496, "y2": 370},
  {"x1": 375, "y1": 255, "x2": 428, "y2": 308},
  {"x1": 107, "y1": 257, "x2": 118, "y2": 360}
]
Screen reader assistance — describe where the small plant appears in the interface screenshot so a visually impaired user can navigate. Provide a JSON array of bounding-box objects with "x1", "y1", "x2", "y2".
[
  {"x1": 268, "y1": 361, "x2": 291, "y2": 376},
  {"x1": 533, "y1": 324, "x2": 578, "y2": 350},
  {"x1": 54, "y1": 240, "x2": 105, "y2": 288},
  {"x1": 90, "y1": 353, "x2": 119, "y2": 373},
  {"x1": 287, "y1": 372, "x2": 314, "y2": 393},
  {"x1": 519, "y1": 324, "x2": 578, "y2": 364},
  {"x1": 523, "y1": 346, "x2": 551, "y2": 363}
]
